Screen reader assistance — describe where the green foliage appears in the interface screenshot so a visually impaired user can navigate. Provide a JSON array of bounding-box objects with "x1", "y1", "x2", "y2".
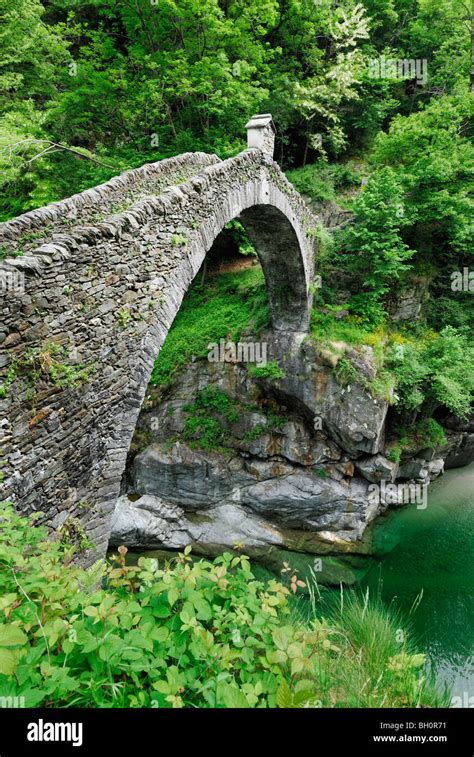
[
  {"x1": 57, "y1": 517, "x2": 93, "y2": 553},
  {"x1": 387, "y1": 327, "x2": 474, "y2": 418},
  {"x1": 180, "y1": 386, "x2": 287, "y2": 451},
  {"x1": 287, "y1": 162, "x2": 337, "y2": 203},
  {"x1": 310, "y1": 307, "x2": 386, "y2": 347},
  {"x1": 372, "y1": 92, "x2": 474, "y2": 262},
  {"x1": 149, "y1": 267, "x2": 269, "y2": 391},
  {"x1": 334, "y1": 356, "x2": 357, "y2": 386},
  {"x1": 340, "y1": 167, "x2": 414, "y2": 325},
  {"x1": 183, "y1": 387, "x2": 239, "y2": 451},
  {"x1": 225, "y1": 220, "x2": 257, "y2": 256},
  {"x1": 414, "y1": 418, "x2": 447, "y2": 448},
  {"x1": 314, "y1": 590, "x2": 446, "y2": 708},
  {"x1": 386, "y1": 445, "x2": 402, "y2": 464},
  {"x1": 0, "y1": 505, "x2": 446, "y2": 708},
  {"x1": 115, "y1": 307, "x2": 132, "y2": 329},
  {"x1": 0, "y1": 341, "x2": 96, "y2": 402},
  {"x1": 389, "y1": 419, "x2": 447, "y2": 458},
  {"x1": 287, "y1": 159, "x2": 362, "y2": 203},
  {"x1": 425, "y1": 293, "x2": 474, "y2": 334},
  {"x1": 248, "y1": 361, "x2": 285, "y2": 381},
  {"x1": 3, "y1": 0, "x2": 470, "y2": 215},
  {"x1": 171, "y1": 234, "x2": 188, "y2": 247}
]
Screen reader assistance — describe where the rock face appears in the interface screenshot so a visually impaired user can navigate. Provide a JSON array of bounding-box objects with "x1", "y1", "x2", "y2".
[
  {"x1": 126, "y1": 441, "x2": 376, "y2": 538},
  {"x1": 111, "y1": 496, "x2": 283, "y2": 554},
  {"x1": 110, "y1": 331, "x2": 472, "y2": 580},
  {"x1": 266, "y1": 334, "x2": 389, "y2": 457},
  {"x1": 355, "y1": 454, "x2": 398, "y2": 483},
  {"x1": 110, "y1": 494, "x2": 374, "y2": 586}
]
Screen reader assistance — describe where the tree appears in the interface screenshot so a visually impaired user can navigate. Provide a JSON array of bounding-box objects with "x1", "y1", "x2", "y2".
[
  {"x1": 341, "y1": 166, "x2": 414, "y2": 324},
  {"x1": 373, "y1": 92, "x2": 474, "y2": 262}
]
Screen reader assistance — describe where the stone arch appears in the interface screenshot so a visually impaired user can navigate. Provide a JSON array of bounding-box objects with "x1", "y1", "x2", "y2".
[
  {"x1": 113, "y1": 173, "x2": 314, "y2": 553},
  {"x1": 0, "y1": 145, "x2": 317, "y2": 560}
]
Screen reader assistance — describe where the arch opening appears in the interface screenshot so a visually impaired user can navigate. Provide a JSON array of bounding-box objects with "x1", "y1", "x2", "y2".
[
  {"x1": 240, "y1": 204, "x2": 310, "y2": 333},
  {"x1": 103, "y1": 187, "x2": 314, "y2": 557}
]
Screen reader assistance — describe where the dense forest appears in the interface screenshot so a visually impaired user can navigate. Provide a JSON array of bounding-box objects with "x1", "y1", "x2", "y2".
[
  {"x1": 0, "y1": 0, "x2": 473, "y2": 715},
  {"x1": 1, "y1": 1, "x2": 473, "y2": 330},
  {"x1": 1, "y1": 1, "x2": 473, "y2": 207}
]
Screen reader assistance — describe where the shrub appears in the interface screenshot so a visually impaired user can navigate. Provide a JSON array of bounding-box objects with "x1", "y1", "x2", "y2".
[
  {"x1": 387, "y1": 327, "x2": 474, "y2": 418},
  {"x1": 248, "y1": 361, "x2": 285, "y2": 381},
  {"x1": 0, "y1": 505, "x2": 447, "y2": 708},
  {"x1": 413, "y1": 418, "x2": 447, "y2": 447}
]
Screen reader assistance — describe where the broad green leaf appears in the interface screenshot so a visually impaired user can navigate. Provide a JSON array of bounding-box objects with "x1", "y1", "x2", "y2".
[
  {"x1": 0, "y1": 647, "x2": 18, "y2": 675},
  {"x1": 0, "y1": 626, "x2": 27, "y2": 647},
  {"x1": 276, "y1": 680, "x2": 293, "y2": 709}
]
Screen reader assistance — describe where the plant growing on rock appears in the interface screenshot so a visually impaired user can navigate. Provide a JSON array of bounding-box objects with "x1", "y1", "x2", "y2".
[
  {"x1": 182, "y1": 386, "x2": 239, "y2": 451},
  {"x1": 334, "y1": 356, "x2": 357, "y2": 386},
  {"x1": 0, "y1": 342, "x2": 95, "y2": 404},
  {"x1": 248, "y1": 361, "x2": 285, "y2": 381}
]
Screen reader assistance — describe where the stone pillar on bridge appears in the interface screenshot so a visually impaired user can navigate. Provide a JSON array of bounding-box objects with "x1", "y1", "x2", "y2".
[{"x1": 245, "y1": 113, "x2": 276, "y2": 157}]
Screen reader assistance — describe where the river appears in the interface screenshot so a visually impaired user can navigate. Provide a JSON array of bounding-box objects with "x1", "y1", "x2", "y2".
[{"x1": 361, "y1": 464, "x2": 474, "y2": 704}]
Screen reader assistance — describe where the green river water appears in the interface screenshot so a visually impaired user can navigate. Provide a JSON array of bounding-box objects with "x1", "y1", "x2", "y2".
[
  {"x1": 361, "y1": 464, "x2": 474, "y2": 702},
  {"x1": 123, "y1": 464, "x2": 473, "y2": 703}
]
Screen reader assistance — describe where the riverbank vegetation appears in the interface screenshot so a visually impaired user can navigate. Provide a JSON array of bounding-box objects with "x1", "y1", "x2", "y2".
[{"x1": 0, "y1": 505, "x2": 447, "y2": 708}]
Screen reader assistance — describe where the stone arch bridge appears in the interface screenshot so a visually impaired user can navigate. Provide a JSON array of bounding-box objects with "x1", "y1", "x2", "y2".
[{"x1": 0, "y1": 117, "x2": 317, "y2": 559}]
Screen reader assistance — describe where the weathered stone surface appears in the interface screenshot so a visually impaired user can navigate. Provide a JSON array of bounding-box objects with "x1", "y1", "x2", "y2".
[
  {"x1": 251, "y1": 332, "x2": 389, "y2": 457},
  {"x1": 397, "y1": 459, "x2": 430, "y2": 481},
  {"x1": 110, "y1": 495, "x2": 283, "y2": 553},
  {"x1": 355, "y1": 454, "x2": 398, "y2": 483},
  {"x1": 132, "y1": 443, "x2": 250, "y2": 509},
  {"x1": 241, "y1": 470, "x2": 375, "y2": 535},
  {"x1": 427, "y1": 459, "x2": 445, "y2": 478},
  {"x1": 110, "y1": 495, "x2": 375, "y2": 586},
  {"x1": 395, "y1": 455, "x2": 445, "y2": 481},
  {"x1": 444, "y1": 433, "x2": 474, "y2": 469},
  {"x1": 129, "y1": 437, "x2": 377, "y2": 538},
  {"x1": 388, "y1": 283, "x2": 429, "y2": 322}
]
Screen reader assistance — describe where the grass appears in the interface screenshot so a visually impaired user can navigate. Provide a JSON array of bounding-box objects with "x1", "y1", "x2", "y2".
[
  {"x1": 248, "y1": 361, "x2": 285, "y2": 381},
  {"x1": 310, "y1": 306, "x2": 388, "y2": 348},
  {"x1": 150, "y1": 266, "x2": 270, "y2": 391},
  {"x1": 289, "y1": 579, "x2": 449, "y2": 708}
]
